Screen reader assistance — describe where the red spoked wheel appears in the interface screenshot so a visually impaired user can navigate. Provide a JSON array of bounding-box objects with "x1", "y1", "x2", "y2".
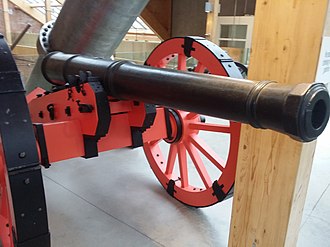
[
  {"x1": 0, "y1": 158, "x2": 14, "y2": 247},
  {"x1": 143, "y1": 37, "x2": 242, "y2": 207}
]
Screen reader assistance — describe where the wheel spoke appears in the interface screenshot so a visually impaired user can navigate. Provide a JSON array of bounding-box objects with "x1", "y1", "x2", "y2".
[
  {"x1": 195, "y1": 61, "x2": 206, "y2": 73},
  {"x1": 158, "y1": 58, "x2": 170, "y2": 68},
  {"x1": 177, "y1": 54, "x2": 187, "y2": 71},
  {"x1": 186, "y1": 112, "x2": 199, "y2": 120},
  {"x1": 165, "y1": 144, "x2": 177, "y2": 175},
  {"x1": 189, "y1": 122, "x2": 231, "y2": 133},
  {"x1": 184, "y1": 141, "x2": 212, "y2": 188},
  {"x1": 190, "y1": 135, "x2": 225, "y2": 172},
  {"x1": 177, "y1": 143, "x2": 189, "y2": 188},
  {"x1": 149, "y1": 139, "x2": 161, "y2": 147}
]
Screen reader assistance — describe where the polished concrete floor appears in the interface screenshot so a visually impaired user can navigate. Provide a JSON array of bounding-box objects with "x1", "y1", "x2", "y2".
[{"x1": 42, "y1": 122, "x2": 330, "y2": 247}]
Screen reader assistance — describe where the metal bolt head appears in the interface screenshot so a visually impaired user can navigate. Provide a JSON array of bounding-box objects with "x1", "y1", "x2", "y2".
[{"x1": 19, "y1": 152, "x2": 26, "y2": 158}]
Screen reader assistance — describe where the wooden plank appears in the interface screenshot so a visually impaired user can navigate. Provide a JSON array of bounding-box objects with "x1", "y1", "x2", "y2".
[
  {"x1": 9, "y1": 0, "x2": 45, "y2": 24},
  {"x1": 12, "y1": 45, "x2": 38, "y2": 55},
  {"x1": 29, "y1": 3, "x2": 62, "y2": 8},
  {"x1": 45, "y1": 0, "x2": 52, "y2": 22},
  {"x1": 205, "y1": 0, "x2": 220, "y2": 44},
  {"x1": 2, "y1": 0, "x2": 12, "y2": 44},
  {"x1": 228, "y1": 1, "x2": 329, "y2": 246},
  {"x1": 171, "y1": 0, "x2": 207, "y2": 38},
  {"x1": 56, "y1": 0, "x2": 65, "y2": 5},
  {"x1": 140, "y1": 0, "x2": 172, "y2": 40}
]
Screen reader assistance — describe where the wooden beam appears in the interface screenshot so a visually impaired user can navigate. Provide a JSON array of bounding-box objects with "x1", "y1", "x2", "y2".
[
  {"x1": 11, "y1": 23, "x2": 31, "y2": 50},
  {"x1": 9, "y1": 0, "x2": 45, "y2": 24},
  {"x1": 56, "y1": 0, "x2": 65, "y2": 5},
  {"x1": 12, "y1": 45, "x2": 38, "y2": 55},
  {"x1": 228, "y1": 1, "x2": 328, "y2": 247},
  {"x1": 171, "y1": 0, "x2": 207, "y2": 37},
  {"x1": 205, "y1": 0, "x2": 220, "y2": 44},
  {"x1": 2, "y1": 0, "x2": 12, "y2": 44},
  {"x1": 45, "y1": 0, "x2": 52, "y2": 22},
  {"x1": 29, "y1": 3, "x2": 62, "y2": 8},
  {"x1": 124, "y1": 32, "x2": 160, "y2": 42},
  {"x1": 140, "y1": 0, "x2": 172, "y2": 40}
]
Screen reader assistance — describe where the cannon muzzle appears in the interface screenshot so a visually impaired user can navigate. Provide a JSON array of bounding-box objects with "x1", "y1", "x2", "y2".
[{"x1": 42, "y1": 52, "x2": 330, "y2": 142}]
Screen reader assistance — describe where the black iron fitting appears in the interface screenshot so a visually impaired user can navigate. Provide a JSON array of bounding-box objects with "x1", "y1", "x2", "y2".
[
  {"x1": 76, "y1": 100, "x2": 94, "y2": 113},
  {"x1": 0, "y1": 34, "x2": 50, "y2": 246},
  {"x1": 166, "y1": 179, "x2": 176, "y2": 197},
  {"x1": 46, "y1": 104, "x2": 55, "y2": 120},
  {"x1": 33, "y1": 124, "x2": 50, "y2": 168},
  {"x1": 182, "y1": 36, "x2": 196, "y2": 57},
  {"x1": 212, "y1": 181, "x2": 226, "y2": 202}
]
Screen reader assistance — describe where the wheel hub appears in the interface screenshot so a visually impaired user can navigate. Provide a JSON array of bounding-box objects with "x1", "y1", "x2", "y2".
[{"x1": 164, "y1": 109, "x2": 183, "y2": 143}]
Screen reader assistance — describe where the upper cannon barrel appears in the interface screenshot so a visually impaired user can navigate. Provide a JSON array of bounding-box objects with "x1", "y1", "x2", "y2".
[{"x1": 41, "y1": 52, "x2": 330, "y2": 142}]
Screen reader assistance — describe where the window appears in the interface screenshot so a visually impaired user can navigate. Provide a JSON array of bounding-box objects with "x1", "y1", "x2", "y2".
[
  {"x1": 220, "y1": 25, "x2": 247, "y2": 39},
  {"x1": 217, "y1": 16, "x2": 254, "y2": 64}
]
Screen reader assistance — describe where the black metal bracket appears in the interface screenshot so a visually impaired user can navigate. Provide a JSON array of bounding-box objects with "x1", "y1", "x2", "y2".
[
  {"x1": 0, "y1": 34, "x2": 50, "y2": 247},
  {"x1": 130, "y1": 127, "x2": 144, "y2": 148},
  {"x1": 182, "y1": 36, "x2": 196, "y2": 57},
  {"x1": 212, "y1": 181, "x2": 226, "y2": 202},
  {"x1": 33, "y1": 124, "x2": 50, "y2": 168},
  {"x1": 130, "y1": 103, "x2": 156, "y2": 148},
  {"x1": 164, "y1": 108, "x2": 173, "y2": 140},
  {"x1": 166, "y1": 179, "x2": 176, "y2": 197},
  {"x1": 81, "y1": 76, "x2": 111, "y2": 158}
]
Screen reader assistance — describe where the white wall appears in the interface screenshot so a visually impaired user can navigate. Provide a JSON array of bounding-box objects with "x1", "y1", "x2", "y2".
[{"x1": 325, "y1": 3, "x2": 330, "y2": 36}]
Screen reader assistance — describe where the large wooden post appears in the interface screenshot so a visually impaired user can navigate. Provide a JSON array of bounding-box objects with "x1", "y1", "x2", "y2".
[
  {"x1": 45, "y1": 0, "x2": 52, "y2": 22},
  {"x1": 205, "y1": 0, "x2": 220, "y2": 44},
  {"x1": 228, "y1": 1, "x2": 329, "y2": 246}
]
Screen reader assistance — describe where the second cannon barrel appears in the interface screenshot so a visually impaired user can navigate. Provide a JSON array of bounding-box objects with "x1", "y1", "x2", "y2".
[{"x1": 41, "y1": 52, "x2": 330, "y2": 142}]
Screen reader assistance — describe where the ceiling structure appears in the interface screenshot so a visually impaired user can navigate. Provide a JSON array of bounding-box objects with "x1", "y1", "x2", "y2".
[{"x1": 10, "y1": 0, "x2": 156, "y2": 38}]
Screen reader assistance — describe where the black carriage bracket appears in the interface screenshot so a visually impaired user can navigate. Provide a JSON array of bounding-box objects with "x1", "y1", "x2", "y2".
[{"x1": 0, "y1": 35, "x2": 50, "y2": 247}]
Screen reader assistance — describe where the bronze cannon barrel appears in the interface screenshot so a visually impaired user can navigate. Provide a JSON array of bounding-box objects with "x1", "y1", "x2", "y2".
[{"x1": 42, "y1": 52, "x2": 330, "y2": 142}]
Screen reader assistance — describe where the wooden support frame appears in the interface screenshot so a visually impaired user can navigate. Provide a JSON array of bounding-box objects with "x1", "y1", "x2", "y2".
[
  {"x1": 9, "y1": 0, "x2": 45, "y2": 24},
  {"x1": 29, "y1": 3, "x2": 62, "y2": 8},
  {"x1": 140, "y1": 0, "x2": 172, "y2": 40},
  {"x1": 205, "y1": 0, "x2": 220, "y2": 44},
  {"x1": 2, "y1": 0, "x2": 12, "y2": 44},
  {"x1": 56, "y1": 0, "x2": 64, "y2": 5},
  {"x1": 45, "y1": 0, "x2": 52, "y2": 22},
  {"x1": 229, "y1": 1, "x2": 329, "y2": 246}
]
